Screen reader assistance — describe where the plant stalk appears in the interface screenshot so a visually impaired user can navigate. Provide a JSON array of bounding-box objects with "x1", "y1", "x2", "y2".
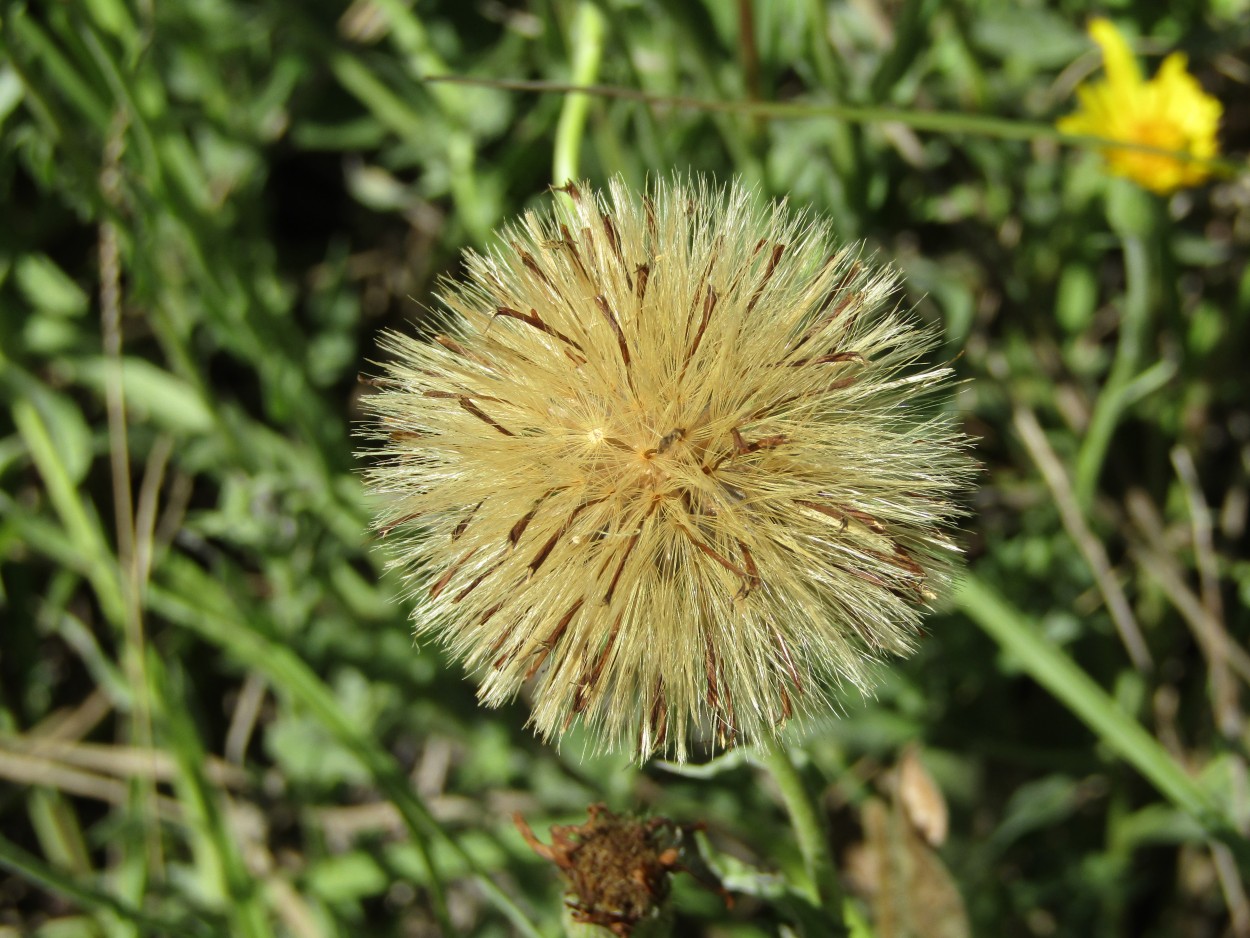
[
  {"x1": 1075, "y1": 189, "x2": 1157, "y2": 507},
  {"x1": 552, "y1": 2, "x2": 607, "y2": 188},
  {"x1": 757, "y1": 733, "x2": 842, "y2": 912}
]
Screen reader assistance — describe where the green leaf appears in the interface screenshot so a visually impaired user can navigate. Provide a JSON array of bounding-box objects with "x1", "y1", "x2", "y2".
[
  {"x1": 4, "y1": 374, "x2": 94, "y2": 487},
  {"x1": 1056, "y1": 264, "x2": 1098, "y2": 334},
  {"x1": 15, "y1": 254, "x2": 89, "y2": 318},
  {"x1": 990, "y1": 774, "x2": 1083, "y2": 850},
  {"x1": 68, "y1": 357, "x2": 214, "y2": 434},
  {"x1": 0, "y1": 65, "x2": 24, "y2": 131}
]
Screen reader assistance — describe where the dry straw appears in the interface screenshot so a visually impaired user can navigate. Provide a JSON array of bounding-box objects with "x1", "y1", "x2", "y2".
[{"x1": 364, "y1": 177, "x2": 974, "y2": 761}]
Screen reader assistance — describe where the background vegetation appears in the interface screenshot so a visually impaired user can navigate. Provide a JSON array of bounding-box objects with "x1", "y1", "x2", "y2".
[{"x1": 1, "y1": 0, "x2": 1248, "y2": 935}]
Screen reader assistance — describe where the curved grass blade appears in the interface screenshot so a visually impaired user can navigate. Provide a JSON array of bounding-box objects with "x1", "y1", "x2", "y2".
[
  {"x1": 147, "y1": 573, "x2": 545, "y2": 938},
  {"x1": 0, "y1": 832, "x2": 218, "y2": 938}
]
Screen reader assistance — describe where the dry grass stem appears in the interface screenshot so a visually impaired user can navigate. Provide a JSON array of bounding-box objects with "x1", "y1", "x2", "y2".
[{"x1": 1012, "y1": 406, "x2": 1152, "y2": 670}]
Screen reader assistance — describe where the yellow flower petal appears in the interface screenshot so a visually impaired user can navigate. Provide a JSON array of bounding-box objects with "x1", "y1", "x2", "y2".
[
  {"x1": 1088, "y1": 17, "x2": 1142, "y2": 89},
  {"x1": 1058, "y1": 18, "x2": 1222, "y2": 194}
]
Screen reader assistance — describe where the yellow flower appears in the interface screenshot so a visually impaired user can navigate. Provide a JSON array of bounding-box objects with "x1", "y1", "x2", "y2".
[
  {"x1": 1058, "y1": 18, "x2": 1222, "y2": 194},
  {"x1": 364, "y1": 178, "x2": 974, "y2": 761}
]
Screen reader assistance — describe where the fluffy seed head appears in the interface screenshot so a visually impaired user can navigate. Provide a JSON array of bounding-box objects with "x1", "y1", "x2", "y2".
[{"x1": 364, "y1": 177, "x2": 974, "y2": 761}]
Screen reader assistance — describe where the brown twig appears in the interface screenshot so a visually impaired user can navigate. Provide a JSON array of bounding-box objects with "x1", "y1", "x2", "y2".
[
  {"x1": 1170, "y1": 446, "x2": 1242, "y2": 738},
  {"x1": 0, "y1": 749, "x2": 181, "y2": 821},
  {"x1": 737, "y1": 0, "x2": 761, "y2": 105},
  {"x1": 1125, "y1": 491, "x2": 1250, "y2": 691},
  {"x1": 1012, "y1": 406, "x2": 1153, "y2": 671},
  {"x1": 1213, "y1": 842, "x2": 1250, "y2": 937},
  {"x1": 1126, "y1": 484, "x2": 1250, "y2": 933},
  {"x1": 100, "y1": 111, "x2": 164, "y2": 871}
]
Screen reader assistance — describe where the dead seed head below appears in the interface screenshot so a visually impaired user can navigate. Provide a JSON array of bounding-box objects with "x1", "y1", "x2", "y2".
[
  {"x1": 363, "y1": 176, "x2": 975, "y2": 761},
  {"x1": 515, "y1": 804, "x2": 712, "y2": 937}
]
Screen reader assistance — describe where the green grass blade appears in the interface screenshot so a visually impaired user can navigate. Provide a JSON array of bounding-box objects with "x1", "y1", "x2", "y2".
[
  {"x1": 147, "y1": 576, "x2": 546, "y2": 938},
  {"x1": 7, "y1": 7, "x2": 111, "y2": 132},
  {"x1": 150, "y1": 655, "x2": 274, "y2": 938},
  {"x1": 12, "y1": 398, "x2": 126, "y2": 628},
  {"x1": 954, "y1": 574, "x2": 1229, "y2": 835},
  {"x1": 0, "y1": 832, "x2": 217, "y2": 937},
  {"x1": 428, "y1": 75, "x2": 1250, "y2": 179}
]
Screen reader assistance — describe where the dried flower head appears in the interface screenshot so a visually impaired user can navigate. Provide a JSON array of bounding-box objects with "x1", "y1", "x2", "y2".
[
  {"x1": 1057, "y1": 18, "x2": 1222, "y2": 194},
  {"x1": 515, "y1": 804, "x2": 712, "y2": 937},
  {"x1": 364, "y1": 177, "x2": 973, "y2": 761}
]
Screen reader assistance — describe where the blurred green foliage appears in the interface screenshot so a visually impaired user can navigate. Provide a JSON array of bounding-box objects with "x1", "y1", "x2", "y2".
[{"x1": 1, "y1": 0, "x2": 1249, "y2": 935}]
